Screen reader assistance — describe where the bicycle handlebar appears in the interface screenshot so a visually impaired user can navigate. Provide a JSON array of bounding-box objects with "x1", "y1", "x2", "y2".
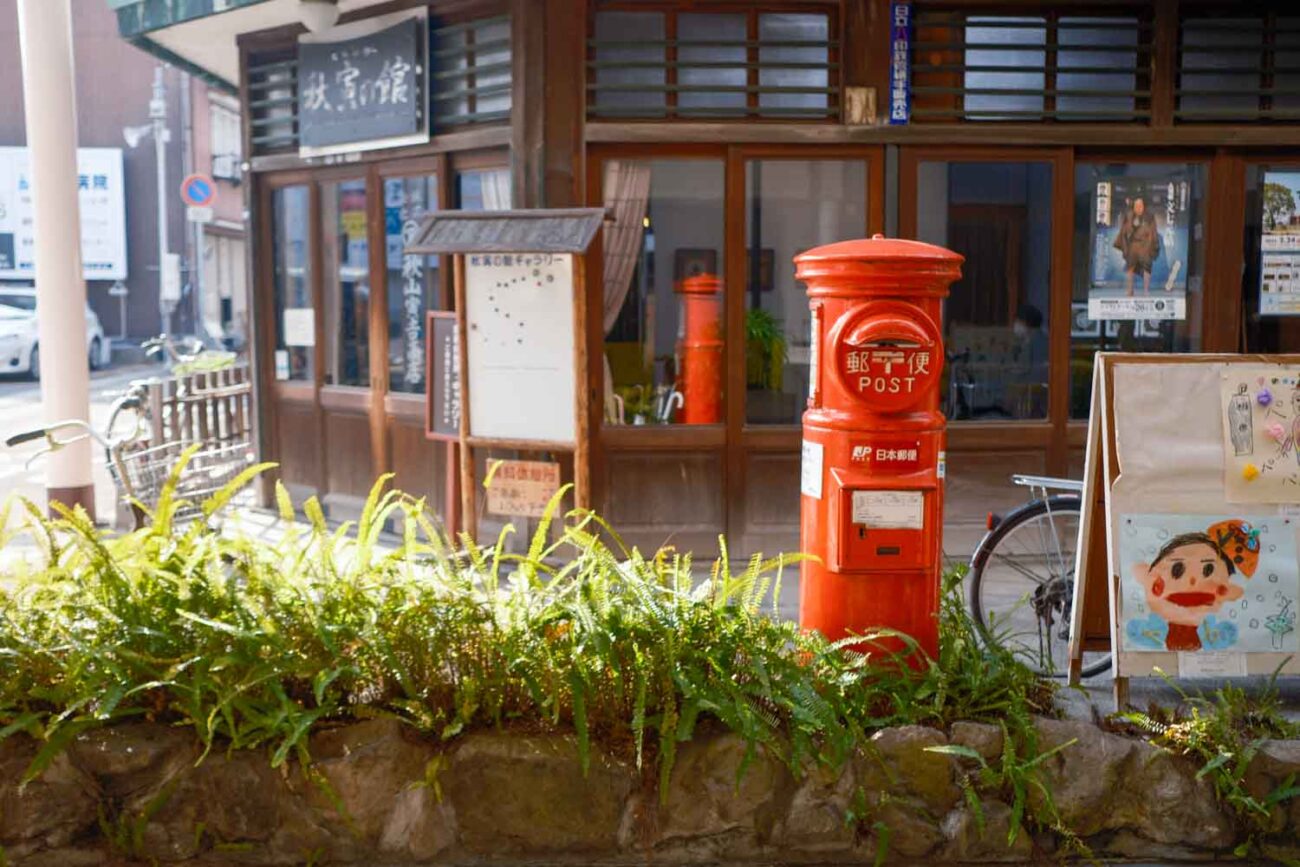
[{"x1": 4, "y1": 428, "x2": 46, "y2": 447}]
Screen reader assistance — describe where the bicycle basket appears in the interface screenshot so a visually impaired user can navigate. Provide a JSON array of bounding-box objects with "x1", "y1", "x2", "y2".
[{"x1": 112, "y1": 438, "x2": 256, "y2": 520}]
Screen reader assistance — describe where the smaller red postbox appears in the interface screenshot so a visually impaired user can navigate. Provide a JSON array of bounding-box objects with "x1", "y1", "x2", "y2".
[
  {"x1": 796, "y1": 236, "x2": 962, "y2": 661},
  {"x1": 675, "y1": 273, "x2": 723, "y2": 424}
]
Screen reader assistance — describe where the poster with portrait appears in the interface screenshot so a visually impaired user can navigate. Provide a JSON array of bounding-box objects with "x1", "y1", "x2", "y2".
[
  {"x1": 1259, "y1": 171, "x2": 1300, "y2": 316},
  {"x1": 1220, "y1": 367, "x2": 1300, "y2": 502},
  {"x1": 1119, "y1": 514, "x2": 1298, "y2": 655},
  {"x1": 1087, "y1": 173, "x2": 1192, "y2": 321}
]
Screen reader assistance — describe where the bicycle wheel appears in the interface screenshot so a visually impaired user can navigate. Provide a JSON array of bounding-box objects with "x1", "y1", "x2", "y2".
[{"x1": 969, "y1": 496, "x2": 1112, "y2": 678}]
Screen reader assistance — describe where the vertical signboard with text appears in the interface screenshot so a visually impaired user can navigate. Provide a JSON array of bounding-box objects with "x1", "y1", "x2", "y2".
[
  {"x1": 888, "y1": 3, "x2": 912, "y2": 124},
  {"x1": 0, "y1": 147, "x2": 127, "y2": 281}
]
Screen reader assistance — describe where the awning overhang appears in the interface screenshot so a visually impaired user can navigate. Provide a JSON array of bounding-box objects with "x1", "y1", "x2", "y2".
[{"x1": 108, "y1": 0, "x2": 396, "y2": 94}]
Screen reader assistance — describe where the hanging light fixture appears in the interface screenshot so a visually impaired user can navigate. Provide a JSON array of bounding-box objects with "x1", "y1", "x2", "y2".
[{"x1": 299, "y1": 0, "x2": 340, "y2": 33}]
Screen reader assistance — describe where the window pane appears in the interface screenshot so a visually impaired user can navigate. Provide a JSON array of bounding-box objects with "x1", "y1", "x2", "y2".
[
  {"x1": 917, "y1": 161, "x2": 1053, "y2": 420},
  {"x1": 271, "y1": 185, "x2": 311, "y2": 381},
  {"x1": 474, "y1": 18, "x2": 513, "y2": 118},
  {"x1": 758, "y1": 13, "x2": 830, "y2": 115},
  {"x1": 746, "y1": 160, "x2": 866, "y2": 424},
  {"x1": 592, "y1": 12, "x2": 667, "y2": 116},
  {"x1": 964, "y1": 17, "x2": 1046, "y2": 119},
  {"x1": 385, "y1": 175, "x2": 440, "y2": 393},
  {"x1": 679, "y1": 13, "x2": 747, "y2": 115},
  {"x1": 322, "y1": 179, "x2": 370, "y2": 387},
  {"x1": 1275, "y1": 19, "x2": 1300, "y2": 116},
  {"x1": 1057, "y1": 17, "x2": 1139, "y2": 118},
  {"x1": 1179, "y1": 18, "x2": 1262, "y2": 119},
  {"x1": 1069, "y1": 163, "x2": 1206, "y2": 417},
  {"x1": 457, "y1": 168, "x2": 512, "y2": 211},
  {"x1": 603, "y1": 159, "x2": 725, "y2": 425}
]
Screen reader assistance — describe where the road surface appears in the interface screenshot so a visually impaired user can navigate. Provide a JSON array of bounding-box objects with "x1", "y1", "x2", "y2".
[{"x1": 0, "y1": 364, "x2": 159, "y2": 524}]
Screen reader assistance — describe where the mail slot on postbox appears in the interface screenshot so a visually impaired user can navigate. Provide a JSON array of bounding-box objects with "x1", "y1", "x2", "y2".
[{"x1": 795, "y1": 236, "x2": 963, "y2": 661}]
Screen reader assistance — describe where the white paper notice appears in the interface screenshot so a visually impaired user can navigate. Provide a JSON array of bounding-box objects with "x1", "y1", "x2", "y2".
[
  {"x1": 1177, "y1": 652, "x2": 1247, "y2": 679},
  {"x1": 274, "y1": 350, "x2": 290, "y2": 381},
  {"x1": 282, "y1": 308, "x2": 315, "y2": 347},
  {"x1": 852, "y1": 490, "x2": 924, "y2": 529},
  {"x1": 800, "y1": 440, "x2": 823, "y2": 499}
]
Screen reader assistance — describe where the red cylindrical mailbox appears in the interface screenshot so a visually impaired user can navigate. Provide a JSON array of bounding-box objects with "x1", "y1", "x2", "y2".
[
  {"x1": 795, "y1": 235, "x2": 963, "y2": 661},
  {"x1": 675, "y1": 273, "x2": 723, "y2": 424}
]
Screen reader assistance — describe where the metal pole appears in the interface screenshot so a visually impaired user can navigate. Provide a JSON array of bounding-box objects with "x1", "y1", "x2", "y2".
[
  {"x1": 151, "y1": 67, "x2": 171, "y2": 337},
  {"x1": 15, "y1": 0, "x2": 95, "y2": 518}
]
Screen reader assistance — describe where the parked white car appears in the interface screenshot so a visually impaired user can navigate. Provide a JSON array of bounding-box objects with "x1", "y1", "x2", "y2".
[{"x1": 0, "y1": 286, "x2": 109, "y2": 379}]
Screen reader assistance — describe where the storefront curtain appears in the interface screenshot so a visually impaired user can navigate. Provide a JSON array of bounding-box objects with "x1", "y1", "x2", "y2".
[
  {"x1": 480, "y1": 169, "x2": 513, "y2": 210},
  {"x1": 601, "y1": 159, "x2": 651, "y2": 335}
]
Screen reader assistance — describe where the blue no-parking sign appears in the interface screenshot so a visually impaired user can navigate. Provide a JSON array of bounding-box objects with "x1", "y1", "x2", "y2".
[{"x1": 180, "y1": 173, "x2": 216, "y2": 208}]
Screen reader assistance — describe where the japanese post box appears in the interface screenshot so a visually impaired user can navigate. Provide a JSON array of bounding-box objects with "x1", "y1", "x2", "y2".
[{"x1": 795, "y1": 236, "x2": 963, "y2": 661}]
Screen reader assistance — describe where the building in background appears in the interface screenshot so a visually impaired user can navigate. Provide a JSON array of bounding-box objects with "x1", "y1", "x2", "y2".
[
  {"x1": 0, "y1": 0, "x2": 245, "y2": 348},
  {"x1": 105, "y1": 0, "x2": 1300, "y2": 553}
]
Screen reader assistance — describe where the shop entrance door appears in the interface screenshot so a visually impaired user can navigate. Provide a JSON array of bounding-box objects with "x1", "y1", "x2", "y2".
[{"x1": 260, "y1": 164, "x2": 446, "y2": 518}]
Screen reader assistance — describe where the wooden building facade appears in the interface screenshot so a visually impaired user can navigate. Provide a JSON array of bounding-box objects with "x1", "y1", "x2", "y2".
[{"x1": 113, "y1": 0, "x2": 1300, "y2": 555}]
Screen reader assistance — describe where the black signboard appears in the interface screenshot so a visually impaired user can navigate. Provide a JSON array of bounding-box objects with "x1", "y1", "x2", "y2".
[
  {"x1": 298, "y1": 17, "x2": 426, "y2": 150},
  {"x1": 425, "y1": 311, "x2": 460, "y2": 441}
]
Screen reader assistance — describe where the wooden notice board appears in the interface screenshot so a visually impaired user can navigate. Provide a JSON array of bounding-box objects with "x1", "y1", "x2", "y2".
[
  {"x1": 1070, "y1": 353, "x2": 1300, "y2": 708},
  {"x1": 406, "y1": 209, "x2": 606, "y2": 540},
  {"x1": 424, "y1": 311, "x2": 459, "y2": 442}
]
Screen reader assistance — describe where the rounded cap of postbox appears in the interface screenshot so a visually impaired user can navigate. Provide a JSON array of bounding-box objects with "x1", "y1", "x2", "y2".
[{"x1": 794, "y1": 234, "x2": 963, "y2": 297}]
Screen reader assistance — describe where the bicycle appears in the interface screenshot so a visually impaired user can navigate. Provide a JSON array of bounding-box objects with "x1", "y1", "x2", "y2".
[
  {"x1": 5, "y1": 369, "x2": 254, "y2": 530},
  {"x1": 967, "y1": 473, "x2": 1112, "y2": 678},
  {"x1": 142, "y1": 334, "x2": 237, "y2": 375}
]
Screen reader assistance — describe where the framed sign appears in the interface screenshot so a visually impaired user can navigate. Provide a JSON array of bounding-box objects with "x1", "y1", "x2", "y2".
[
  {"x1": 298, "y1": 11, "x2": 428, "y2": 155},
  {"x1": 1070, "y1": 354, "x2": 1300, "y2": 707},
  {"x1": 1086, "y1": 171, "x2": 1192, "y2": 321},
  {"x1": 485, "y1": 460, "x2": 562, "y2": 518},
  {"x1": 424, "y1": 311, "x2": 460, "y2": 442},
  {"x1": 464, "y1": 252, "x2": 576, "y2": 444}
]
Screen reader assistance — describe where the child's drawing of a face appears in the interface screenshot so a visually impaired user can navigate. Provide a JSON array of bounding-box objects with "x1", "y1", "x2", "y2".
[{"x1": 1132, "y1": 533, "x2": 1243, "y2": 627}]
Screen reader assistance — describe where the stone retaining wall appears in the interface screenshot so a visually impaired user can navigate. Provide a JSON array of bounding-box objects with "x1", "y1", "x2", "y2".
[{"x1": 3, "y1": 718, "x2": 1299, "y2": 865}]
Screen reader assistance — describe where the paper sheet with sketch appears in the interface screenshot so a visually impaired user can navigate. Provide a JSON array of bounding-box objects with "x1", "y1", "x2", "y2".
[{"x1": 1219, "y1": 367, "x2": 1300, "y2": 503}]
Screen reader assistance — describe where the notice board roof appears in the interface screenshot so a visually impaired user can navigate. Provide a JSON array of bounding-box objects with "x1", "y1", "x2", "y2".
[{"x1": 406, "y1": 208, "x2": 606, "y2": 255}]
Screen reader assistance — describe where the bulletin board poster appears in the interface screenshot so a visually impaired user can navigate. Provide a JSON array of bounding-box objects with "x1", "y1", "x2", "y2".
[
  {"x1": 1259, "y1": 171, "x2": 1300, "y2": 316},
  {"x1": 464, "y1": 252, "x2": 575, "y2": 444},
  {"x1": 0, "y1": 147, "x2": 127, "y2": 281},
  {"x1": 1220, "y1": 367, "x2": 1300, "y2": 502},
  {"x1": 1119, "y1": 514, "x2": 1298, "y2": 655},
  {"x1": 1087, "y1": 173, "x2": 1191, "y2": 322},
  {"x1": 1099, "y1": 358, "x2": 1300, "y2": 680}
]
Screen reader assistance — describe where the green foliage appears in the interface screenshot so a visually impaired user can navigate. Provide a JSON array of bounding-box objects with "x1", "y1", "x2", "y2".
[
  {"x1": 745, "y1": 308, "x2": 787, "y2": 392},
  {"x1": 1113, "y1": 666, "x2": 1300, "y2": 852},
  {"x1": 0, "y1": 471, "x2": 1058, "y2": 812}
]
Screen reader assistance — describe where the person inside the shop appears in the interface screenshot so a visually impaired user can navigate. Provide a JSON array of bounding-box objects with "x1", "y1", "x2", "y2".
[
  {"x1": 1113, "y1": 196, "x2": 1163, "y2": 297},
  {"x1": 1011, "y1": 303, "x2": 1049, "y2": 417}
]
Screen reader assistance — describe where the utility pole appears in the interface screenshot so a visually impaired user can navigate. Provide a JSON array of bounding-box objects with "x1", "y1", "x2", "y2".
[
  {"x1": 126, "y1": 67, "x2": 175, "y2": 338},
  {"x1": 150, "y1": 67, "x2": 173, "y2": 337},
  {"x1": 15, "y1": 0, "x2": 95, "y2": 518}
]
